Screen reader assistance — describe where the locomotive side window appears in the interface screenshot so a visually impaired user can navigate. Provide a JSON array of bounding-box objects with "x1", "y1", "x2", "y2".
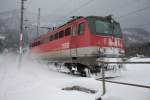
[
  {"x1": 72, "y1": 25, "x2": 77, "y2": 36},
  {"x1": 49, "y1": 35, "x2": 54, "y2": 41},
  {"x1": 37, "y1": 41, "x2": 40, "y2": 46},
  {"x1": 32, "y1": 41, "x2": 41, "y2": 47},
  {"x1": 78, "y1": 23, "x2": 85, "y2": 35},
  {"x1": 31, "y1": 43, "x2": 34, "y2": 47},
  {"x1": 54, "y1": 33, "x2": 59, "y2": 40},
  {"x1": 42, "y1": 38, "x2": 48, "y2": 44},
  {"x1": 38, "y1": 41, "x2": 41, "y2": 45},
  {"x1": 65, "y1": 27, "x2": 71, "y2": 36},
  {"x1": 59, "y1": 30, "x2": 64, "y2": 38}
]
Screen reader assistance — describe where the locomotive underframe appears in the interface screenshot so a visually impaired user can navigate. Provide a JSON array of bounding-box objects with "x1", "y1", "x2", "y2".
[{"x1": 34, "y1": 46, "x2": 124, "y2": 76}]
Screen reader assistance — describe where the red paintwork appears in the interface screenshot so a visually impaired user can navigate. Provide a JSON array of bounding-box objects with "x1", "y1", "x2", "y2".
[
  {"x1": 90, "y1": 35, "x2": 124, "y2": 48},
  {"x1": 30, "y1": 17, "x2": 124, "y2": 54}
]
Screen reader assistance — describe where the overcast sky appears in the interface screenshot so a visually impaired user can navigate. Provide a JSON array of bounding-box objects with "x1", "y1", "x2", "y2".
[{"x1": 0, "y1": 0, "x2": 150, "y2": 31}]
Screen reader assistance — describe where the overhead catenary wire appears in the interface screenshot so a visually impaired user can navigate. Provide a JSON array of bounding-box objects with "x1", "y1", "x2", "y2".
[
  {"x1": 23, "y1": 0, "x2": 149, "y2": 29},
  {"x1": 118, "y1": 5, "x2": 150, "y2": 19},
  {"x1": 108, "y1": 0, "x2": 141, "y2": 13},
  {"x1": 53, "y1": 0, "x2": 96, "y2": 23},
  {"x1": 66, "y1": 0, "x2": 95, "y2": 15},
  {"x1": 23, "y1": 0, "x2": 150, "y2": 32},
  {"x1": 52, "y1": 0, "x2": 150, "y2": 29},
  {"x1": 51, "y1": 0, "x2": 74, "y2": 13},
  {"x1": 136, "y1": 22, "x2": 150, "y2": 28},
  {"x1": 117, "y1": 6, "x2": 150, "y2": 28},
  {"x1": 125, "y1": 22, "x2": 150, "y2": 29}
]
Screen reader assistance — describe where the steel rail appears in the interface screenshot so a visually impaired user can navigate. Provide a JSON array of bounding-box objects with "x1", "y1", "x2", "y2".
[
  {"x1": 97, "y1": 79, "x2": 150, "y2": 89},
  {"x1": 97, "y1": 61, "x2": 150, "y2": 64}
]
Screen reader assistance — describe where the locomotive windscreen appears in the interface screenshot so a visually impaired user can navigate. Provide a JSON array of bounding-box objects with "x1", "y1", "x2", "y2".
[{"x1": 87, "y1": 17, "x2": 122, "y2": 37}]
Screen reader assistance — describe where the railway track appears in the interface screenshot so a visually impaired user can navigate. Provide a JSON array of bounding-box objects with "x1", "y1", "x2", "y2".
[
  {"x1": 60, "y1": 70, "x2": 150, "y2": 90},
  {"x1": 96, "y1": 61, "x2": 150, "y2": 89},
  {"x1": 48, "y1": 61, "x2": 150, "y2": 90},
  {"x1": 96, "y1": 61, "x2": 150, "y2": 64},
  {"x1": 96, "y1": 79, "x2": 150, "y2": 89}
]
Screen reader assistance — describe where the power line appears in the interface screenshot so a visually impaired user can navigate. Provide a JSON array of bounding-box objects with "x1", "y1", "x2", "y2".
[
  {"x1": 23, "y1": 0, "x2": 150, "y2": 31},
  {"x1": 52, "y1": 0, "x2": 74, "y2": 13},
  {"x1": 130, "y1": 22, "x2": 150, "y2": 29},
  {"x1": 122, "y1": 21, "x2": 150, "y2": 30},
  {"x1": 66, "y1": 0, "x2": 95, "y2": 15},
  {"x1": 108, "y1": 0, "x2": 139, "y2": 13},
  {"x1": 136, "y1": 22, "x2": 150, "y2": 27},
  {"x1": 118, "y1": 5, "x2": 150, "y2": 19},
  {"x1": 117, "y1": 5, "x2": 150, "y2": 28},
  {"x1": 53, "y1": 0, "x2": 96, "y2": 23},
  {"x1": 53, "y1": 0, "x2": 150, "y2": 27}
]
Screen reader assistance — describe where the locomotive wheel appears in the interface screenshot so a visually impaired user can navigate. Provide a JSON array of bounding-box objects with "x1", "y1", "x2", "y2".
[
  {"x1": 80, "y1": 71, "x2": 86, "y2": 77},
  {"x1": 71, "y1": 66, "x2": 77, "y2": 74},
  {"x1": 84, "y1": 68, "x2": 91, "y2": 77},
  {"x1": 64, "y1": 63, "x2": 92, "y2": 77}
]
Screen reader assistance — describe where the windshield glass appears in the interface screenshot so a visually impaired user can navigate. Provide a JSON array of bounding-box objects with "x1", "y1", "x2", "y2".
[
  {"x1": 95, "y1": 20, "x2": 113, "y2": 35},
  {"x1": 113, "y1": 22, "x2": 122, "y2": 37},
  {"x1": 87, "y1": 17, "x2": 122, "y2": 37}
]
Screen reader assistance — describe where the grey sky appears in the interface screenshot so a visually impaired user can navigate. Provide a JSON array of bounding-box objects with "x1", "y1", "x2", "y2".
[{"x1": 0, "y1": 0, "x2": 150, "y2": 31}]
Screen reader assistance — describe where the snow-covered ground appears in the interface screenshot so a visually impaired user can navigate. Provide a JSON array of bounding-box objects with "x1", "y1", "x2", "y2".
[
  {"x1": 0, "y1": 53, "x2": 150, "y2": 100},
  {"x1": 110, "y1": 57, "x2": 150, "y2": 86}
]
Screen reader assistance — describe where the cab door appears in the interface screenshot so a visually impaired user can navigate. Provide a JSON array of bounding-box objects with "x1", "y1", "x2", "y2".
[{"x1": 70, "y1": 24, "x2": 78, "y2": 57}]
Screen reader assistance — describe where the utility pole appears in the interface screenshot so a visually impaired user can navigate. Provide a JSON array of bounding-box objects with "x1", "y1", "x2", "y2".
[
  {"x1": 98, "y1": 51, "x2": 106, "y2": 96},
  {"x1": 19, "y1": 0, "x2": 26, "y2": 67},
  {"x1": 96, "y1": 58, "x2": 106, "y2": 100},
  {"x1": 24, "y1": 19, "x2": 30, "y2": 45},
  {"x1": 37, "y1": 8, "x2": 40, "y2": 37},
  {"x1": 101, "y1": 63, "x2": 106, "y2": 96}
]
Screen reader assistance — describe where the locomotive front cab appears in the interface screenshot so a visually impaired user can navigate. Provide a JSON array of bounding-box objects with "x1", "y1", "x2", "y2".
[
  {"x1": 84, "y1": 16, "x2": 125, "y2": 76},
  {"x1": 86, "y1": 16, "x2": 125, "y2": 58},
  {"x1": 87, "y1": 16, "x2": 122, "y2": 38}
]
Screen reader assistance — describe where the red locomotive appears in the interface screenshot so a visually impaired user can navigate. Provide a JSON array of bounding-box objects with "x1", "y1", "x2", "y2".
[{"x1": 30, "y1": 16, "x2": 125, "y2": 76}]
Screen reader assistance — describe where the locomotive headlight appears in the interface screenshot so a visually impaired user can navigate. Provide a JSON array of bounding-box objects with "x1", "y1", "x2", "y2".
[
  {"x1": 99, "y1": 48, "x2": 103, "y2": 53},
  {"x1": 99, "y1": 48, "x2": 106, "y2": 53},
  {"x1": 119, "y1": 49, "x2": 125, "y2": 54},
  {"x1": 103, "y1": 48, "x2": 106, "y2": 52}
]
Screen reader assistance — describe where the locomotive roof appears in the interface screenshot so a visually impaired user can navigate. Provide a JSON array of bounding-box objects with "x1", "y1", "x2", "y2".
[
  {"x1": 32, "y1": 15, "x2": 114, "y2": 43},
  {"x1": 54, "y1": 16, "x2": 111, "y2": 30}
]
